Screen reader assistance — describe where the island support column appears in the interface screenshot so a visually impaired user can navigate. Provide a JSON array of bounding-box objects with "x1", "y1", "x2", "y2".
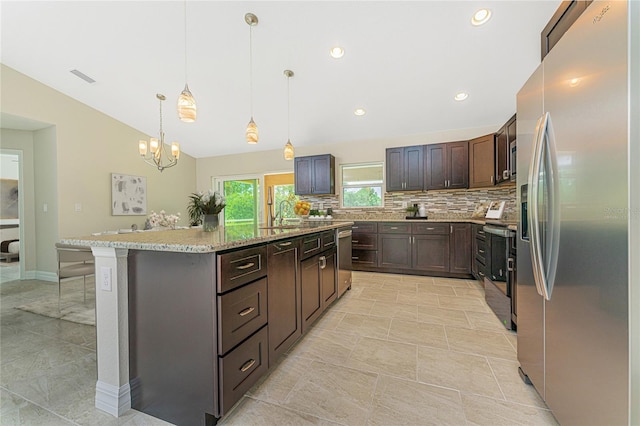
[{"x1": 91, "y1": 247, "x2": 131, "y2": 416}]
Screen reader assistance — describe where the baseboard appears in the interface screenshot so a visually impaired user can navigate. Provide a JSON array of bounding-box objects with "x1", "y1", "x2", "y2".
[
  {"x1": 95, "y1": 381, "x2": 131, "y2": 417},
  {"x1": 34, "y1": 271, "x2": 57, "y2": 282}
]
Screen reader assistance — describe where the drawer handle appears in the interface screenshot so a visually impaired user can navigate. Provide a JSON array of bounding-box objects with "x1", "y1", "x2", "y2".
[
  {"x1": 236, "y1": 262, "x2": 255, "y2": 270},
  {"x1": 240, "y1": 359, "x2": 256, "y2": 372},
  {"x1": 479, "y1": 271, "x2": 485, "y2": 277},
  {"x1": 390, "y1": 227, "x2": 399, "y2": 230},
  {"x1": 239, "y1": 306, "x2": 255, "y2": 316},
  {"x1": 426, "y1": 227, "x2": 435, "y2": 230},
  {"x1": 278, "y1": 241, "x2": 292, "y2": 247},
  {"x1": 479, "y1": 250, "x2": 485, "y2": 254},
  {"x1": 352, "y1": 256, "x2": 359, "y2": 260},
  {"x1": 478, "y1": 230, "x2": 485, "y2": 235},
  {"x1": 352, "y1": 226, "x2": 359, "y2": 229},
  {"x1": 352, "y1": 240, "x2": 359, "y2": 243}
]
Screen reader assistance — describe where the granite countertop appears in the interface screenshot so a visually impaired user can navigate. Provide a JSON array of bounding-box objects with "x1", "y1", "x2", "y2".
[{"x1": 59, "y1": 222, "x2": 353, "y2": 253}]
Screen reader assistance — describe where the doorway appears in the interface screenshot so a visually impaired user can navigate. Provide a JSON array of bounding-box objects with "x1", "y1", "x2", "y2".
[
  {"x1": 0, "y1": 150, "x2": 23, "y2": 283},
  {"x1": 213, "y1": 176, "x2": 262, "y2": 227}
]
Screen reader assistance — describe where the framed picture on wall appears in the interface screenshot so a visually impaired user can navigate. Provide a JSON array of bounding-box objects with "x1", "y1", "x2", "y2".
[{"x1": 111, "y1": 173, "x2": 147, "y2": 215}]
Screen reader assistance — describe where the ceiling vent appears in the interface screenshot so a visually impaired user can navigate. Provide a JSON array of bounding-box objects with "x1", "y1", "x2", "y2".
[{"x1": 70, "y1": 69, "x2": 96, "y2": 84}]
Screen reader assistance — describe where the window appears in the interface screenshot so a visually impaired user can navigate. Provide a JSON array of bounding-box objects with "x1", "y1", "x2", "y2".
[
  {"x1": 214, "y1": 176, "x2": 262, "y2": 226},
  {"x1": 341, "y1": 162, "x2": 384, "y2": 208}
]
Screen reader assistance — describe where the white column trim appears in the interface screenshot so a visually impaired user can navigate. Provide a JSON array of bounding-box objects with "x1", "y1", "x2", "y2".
[
  {"x1": 91, "y1": 246, "x2": 131, "y2": 417},
  {"x1": 95, "y1": 381, "x2": 131, "y2": 416}
]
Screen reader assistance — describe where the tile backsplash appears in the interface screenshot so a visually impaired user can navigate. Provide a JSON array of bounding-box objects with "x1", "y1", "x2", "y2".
[{"x1": 300, "y1": 183, "x2": 517, "y2": 221}]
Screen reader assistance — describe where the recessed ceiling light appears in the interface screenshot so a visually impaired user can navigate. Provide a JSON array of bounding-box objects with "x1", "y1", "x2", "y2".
[
  {"x1": 354, "y1": 108, "x2": 366, "y2": 116},
  {"x1": 330, "y1": 46, "x2": 345, "y2": 59},
  {"x1": 454, "y1": 92, "x2": 469, "y2": 101},
  {"x1": 471, "y1": 9, "x2": 492, "y2": 26},
  {"x1": 569, "y1": 78, "x2": 580, "y2": 87}
]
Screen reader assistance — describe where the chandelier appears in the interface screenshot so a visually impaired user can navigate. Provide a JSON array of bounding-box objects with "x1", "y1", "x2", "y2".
[{"x1": 139, "y1": 94, "x2": 180, "y2": 172}]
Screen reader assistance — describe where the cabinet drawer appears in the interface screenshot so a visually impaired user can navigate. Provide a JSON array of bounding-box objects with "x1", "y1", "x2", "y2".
[
  {"x1": 412, "y1": 222, "x2": 449, "y2": 235},
  {"x1": 352, "y1": 222, "x2": 377, "y2": 233},
  {"x1": 218, "y1": 326, "x2": 268, "y2": 415},
  {"x1": 352, "y1": 233, "x2": 377, "y2": 250},
  {"x1": 351, "y1": 249, "x2": 378, "y2": 266},
  {"x1": 474, "y1": 224, "x2": 486, "y2": 241},
  {"x1": 269, "y1": 238, "x2": 299, "y2": 254},
  {"x1": 476, "y1": 239, "x2": 487, "y2": 265},
  {"x1": 301, "y1": 234, "x2": 322, "y2": 259},
  {"x1": 379, "y1": 222, "x2": 411, "y2": 234},
  {"x1": 321, "y1": 230, "x2": 336, "y2": 249},
  {"x1": 218, "y1": 246, "x2": 267, "y2": 293},
  {"x1": 217, "y1": 277, "x2": 268, "y2": 355}
]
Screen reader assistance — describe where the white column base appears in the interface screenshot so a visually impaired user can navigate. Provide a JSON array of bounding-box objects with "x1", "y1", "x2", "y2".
[{"x1": 95, "y1": 380, "x2": 131, "y2": 416}]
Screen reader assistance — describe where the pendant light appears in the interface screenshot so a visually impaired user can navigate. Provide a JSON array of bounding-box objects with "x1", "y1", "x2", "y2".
[
  {"x1": 177, "y1": 0, "x2": 196, "y2": 122},
  {"x1": 245, "y1": 13, "x2": 259, "y2": 144},
  {"x1": 283, "y1": 69, "x2": 295, "y2": 160},
  {"x1": 139, "y1": 94, "x2": 180, "y2": 172}
]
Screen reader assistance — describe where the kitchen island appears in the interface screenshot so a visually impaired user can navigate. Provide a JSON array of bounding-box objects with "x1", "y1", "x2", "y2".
[{"x1": 60, "y1": 221, "x2": 352, "y2": 426}]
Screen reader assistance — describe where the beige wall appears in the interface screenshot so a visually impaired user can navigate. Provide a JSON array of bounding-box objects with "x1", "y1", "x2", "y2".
[
  {"x1": 196, "y1": 126, "x2": 498, "y2": 191},
  {"x1": 1, "y1": 65, "x2": 197, "y2": 275}
]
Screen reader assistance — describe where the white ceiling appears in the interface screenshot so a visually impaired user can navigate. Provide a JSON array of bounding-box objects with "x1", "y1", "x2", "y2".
[{"x1": 1, "y1": 1, "x2": 560, "y2": 159}]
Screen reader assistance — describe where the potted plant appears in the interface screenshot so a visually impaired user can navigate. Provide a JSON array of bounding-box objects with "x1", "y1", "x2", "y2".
[{"x1": 188, "y1": 190, "x2": 226, "y2": 231}]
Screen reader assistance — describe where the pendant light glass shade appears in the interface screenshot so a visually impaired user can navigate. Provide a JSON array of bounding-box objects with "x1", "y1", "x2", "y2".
[
  {"x1": 284, "y1": 139, "x2": 294, "y2": 160},
  {"x1": 246, "y1": 117, "x2": 259, "y2": 144},
  {"x1": 177, "y1": 84, "x2": 196, "y2": 122}
]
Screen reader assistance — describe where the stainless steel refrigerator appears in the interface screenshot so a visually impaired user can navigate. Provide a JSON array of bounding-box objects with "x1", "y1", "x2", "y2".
[{"x1": 516, "y1": 1, "x2": 636, "y2": 424}]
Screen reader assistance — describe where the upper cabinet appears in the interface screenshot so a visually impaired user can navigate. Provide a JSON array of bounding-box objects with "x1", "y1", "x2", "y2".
[
  {"x1": 469, "y1": 134, "x2": 495, "y2": 188},
  {"x1": 541, "y1": 0, "x2": 592, "y2": 60},
  {"x1": 424, "y1": 141, "x2": 469, "y2": 190},
  {"x1": 294, "y1": 154, "x2": 335, "y2": 195},
  {"x1": 385, "y1": 145, "x2": 424, "y2": 192},
  {"x1": 495, "y1": 114, "x2": 517, "y2": 185}
]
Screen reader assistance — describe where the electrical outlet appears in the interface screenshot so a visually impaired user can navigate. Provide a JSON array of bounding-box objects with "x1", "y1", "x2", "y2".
[
  {"x1": 100, "y1": 267, "x2": 112, "y2": 292},
  {"x1": 402, "y1": 201, "x2": 408, "y2": 208},
  {"x1": 43, "y1": 203, "x2": 48, "y2": 213},
  {"x1": 319, "y1": 202, "x2": 324, "y2": 210},
  {"x1": 75, "y1": 203, "x2": 82, "y2": 212}
]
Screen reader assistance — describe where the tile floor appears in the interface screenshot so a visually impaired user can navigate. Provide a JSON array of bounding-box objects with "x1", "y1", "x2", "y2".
[{"x1": 0, "y1": 272, "x2": 558, "y2": 425}]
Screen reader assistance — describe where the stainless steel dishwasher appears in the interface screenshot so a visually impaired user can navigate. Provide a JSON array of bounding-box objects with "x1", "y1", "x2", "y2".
[{"x1": 337, "y1": 228, "x2": 352, "y2": 297}]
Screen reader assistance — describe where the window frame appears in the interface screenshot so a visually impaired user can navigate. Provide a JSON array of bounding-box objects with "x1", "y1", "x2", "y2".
[{"x1": 340, "y1": 161, "x2": 385, "y2": 209}]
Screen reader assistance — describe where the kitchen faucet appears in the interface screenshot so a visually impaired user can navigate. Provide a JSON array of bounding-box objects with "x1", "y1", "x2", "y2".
[{"x1": 276, "y1": 199, "x2": 293, "y2": 226}]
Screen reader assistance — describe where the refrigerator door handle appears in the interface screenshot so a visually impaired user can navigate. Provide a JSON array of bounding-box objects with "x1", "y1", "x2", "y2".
[
  {"x1": 528, "y1": 115, "x2": 546, "y2": 298},
  {"x1": 540, "y1": 113, "x2": 561, "y2": 299},
  {"x1": 529, "y1": 112, "x2": 561, "y2": 301}
]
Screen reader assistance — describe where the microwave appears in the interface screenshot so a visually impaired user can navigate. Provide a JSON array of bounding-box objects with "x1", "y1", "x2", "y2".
[{"x1": 509, "y1": 140, "x2": 517, "y2": 182}]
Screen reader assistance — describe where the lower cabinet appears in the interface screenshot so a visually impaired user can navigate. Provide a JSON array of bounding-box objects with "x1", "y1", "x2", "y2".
[
  {"x1": 361, "y1": 222, "x2": 472, "y2": 276},
  {"x1": 450, "y1": 223, "x2": 472, "y2": 274},
  {"x1": 267, "y1": 238, "x2": 301, "y2": 364},
  {"x1": 301, "y1": 247, "x2": 337, "y2": 332}
]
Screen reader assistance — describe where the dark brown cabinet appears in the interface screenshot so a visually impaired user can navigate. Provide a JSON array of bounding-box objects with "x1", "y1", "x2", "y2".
[
  {"x1": 294, "y1": 154, "x2": 335, "y2": 195},
  {"x1": 469, "y1": 134, "x2": 496, "y2": 188},
  {"x1": 424, "y1": 141, "x2": 469, "y2": 190},
  {"x1": 300, "y1": 231, "x2": 337, "y2": 332},
  {"x1": 495, "y1": 114, "x2": 516, "y2": 185},
  {"x1": 376, "y1": 222, "x2": 470, "y2": 275},
  {"x1": 267, "y1": 238, "x2": 301, "y2": 364},
  {"x1": 450, "y1": 223, "x2": 472, "y2": 274},
  {"x1": 472, "y1": 224, "x2": 488, "y2": 281},
  {"x1": 351, "y1": 222, "x2": 378, "y2": 270},
  {"x1": 386, "y1": 145, "x2": 424, "y2": 191}
]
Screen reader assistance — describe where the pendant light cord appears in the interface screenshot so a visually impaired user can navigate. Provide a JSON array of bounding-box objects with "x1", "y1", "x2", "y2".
[
  {"x1": 184, "y1": 0, "x2": 188, "y2": 84},
  {"x1": 249, "y1": 25, "x2": 253, "y2": 117},
  {"x1": 287, "y1": 74, "x2": 290, "y2": 140}
]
